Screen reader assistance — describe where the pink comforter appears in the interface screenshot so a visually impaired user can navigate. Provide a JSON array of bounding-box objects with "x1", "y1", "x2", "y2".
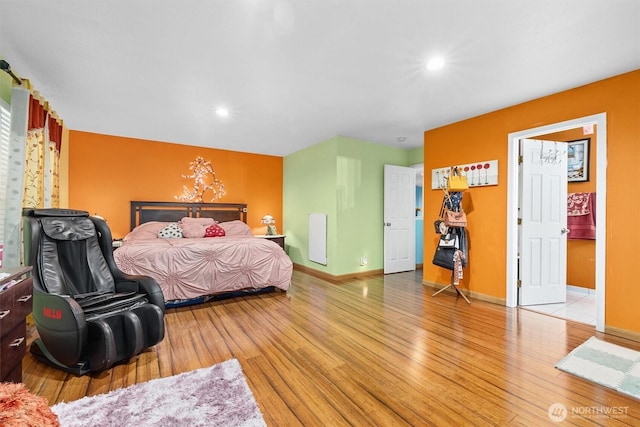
[{"x1": 114, "y1": 225, "x2": 292, "y2": 301}]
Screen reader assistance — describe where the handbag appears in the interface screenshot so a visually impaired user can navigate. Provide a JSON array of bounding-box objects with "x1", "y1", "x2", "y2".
[
  {"x1": 438, "y1": 233, "x2": 459, "y2": 249},
  {"x1": 432, "y1": 246, "x2": 455, "y2": 270},
  {"x1": 447, "y1": 167, "x2": 468, "y2": 192},
  {"x1": 440, "y1": 191, "x2": 462, "y2": 218},
  {"x1": 434, "y1": 219, "x2": 449, "y2": 235},
  {"x1": 444, "y1": 209, "x2": 467, "y2": 228}
]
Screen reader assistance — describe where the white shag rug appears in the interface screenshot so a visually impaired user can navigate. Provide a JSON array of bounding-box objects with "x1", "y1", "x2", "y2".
[
  {"x1": 51, "y1": 358, "x2": 266, "y2": 427},
  {"x1": 556, "y1": 336, "x2": 640, "y2": 399}
]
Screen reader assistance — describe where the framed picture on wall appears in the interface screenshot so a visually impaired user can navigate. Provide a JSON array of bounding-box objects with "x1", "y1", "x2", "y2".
[{"x1": 567, "y1": 138, "x2": 590, "y2": 182}]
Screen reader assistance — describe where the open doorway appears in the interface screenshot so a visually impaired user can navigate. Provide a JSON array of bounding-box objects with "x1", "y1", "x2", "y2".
[
  {"x1": 506, "y1": 113, "x2": 607, "y2": 333},
  {"x1": 412, "y1": 164, "x2": 424, "y2": 269},
  {"x1": 519, "y1": 128, "x2": 597, "y2": 325}
]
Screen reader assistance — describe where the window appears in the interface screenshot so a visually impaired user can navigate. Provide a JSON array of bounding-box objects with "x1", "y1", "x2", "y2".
[{"x1": 0, "y1": 98, "x2": 10, "y2": 267}]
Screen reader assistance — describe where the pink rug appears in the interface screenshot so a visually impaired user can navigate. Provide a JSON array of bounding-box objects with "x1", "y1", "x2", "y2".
[{"x1": 51, "y1": 359, "x2": 265, "y2": 427}]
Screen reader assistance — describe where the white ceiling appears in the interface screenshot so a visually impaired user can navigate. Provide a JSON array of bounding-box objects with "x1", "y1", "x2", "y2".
[{"x1": 1, "y1": 1, "x2": 639, "y2": 157}]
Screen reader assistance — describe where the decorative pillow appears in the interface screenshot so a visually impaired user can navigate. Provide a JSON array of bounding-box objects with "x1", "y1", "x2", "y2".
[
  {"x1": 158, "y1": 223, "x2": 183, "y2": 239},
  {"x1": 124, "y1": 221, "x2": 170, "y2": 241},
  {"x1": 180, "y1": 223, "x2": 207, "y2": 238},
  {"x1": 180, "y1": 217, "x2": 216, "y2": 225},
  {"x1": 205, "y1": 224, "x2": 226, "y2": 237},
  {"x1": 219, "y1": 220, "x2": 253, "y2": 237}
]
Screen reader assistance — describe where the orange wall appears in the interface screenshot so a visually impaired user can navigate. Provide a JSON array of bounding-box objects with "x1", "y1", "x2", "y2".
[
  {"x1": 541, "y1": 128, "x2": 597, "y2": 290},
  {"x1": 424, "y1": 69, "x2": 640, "y2": 333},
  {"x1": 68, "y1": 131, "x2": 283, "y2": 239}
]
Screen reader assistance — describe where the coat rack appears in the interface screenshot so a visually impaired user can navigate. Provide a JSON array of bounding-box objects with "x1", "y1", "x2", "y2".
[
  {"x1": 432, "y1": 272, "x2": 471, "y2": 304},
  {"x1": 431, "y1": 177, "x2": 471, "y2": 304}
]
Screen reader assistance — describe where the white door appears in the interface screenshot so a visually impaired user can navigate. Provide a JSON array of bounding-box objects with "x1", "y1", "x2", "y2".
[
  {"x1": 384, "y1": 165, "x2": 415, "y2": 274},
  {"x1": 519, "y1": 139, "x2": 568, "y2": 305}
]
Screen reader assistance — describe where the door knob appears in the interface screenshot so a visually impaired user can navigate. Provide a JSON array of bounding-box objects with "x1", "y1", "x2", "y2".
[
  {"x1": 561, "y1": 228, "x2": 570, "y2": 234},
  {"x1": 384, "y1": 222, "x2": 391, "y2": 226}
]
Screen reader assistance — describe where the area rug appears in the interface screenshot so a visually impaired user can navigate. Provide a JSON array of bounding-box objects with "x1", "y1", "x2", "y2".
[
  {"x1": 556, "y1": 336, "x2": 640, "y2": 399},
  {"x1": 51, "y1": 358, "x2": 266, "y2": 427}
]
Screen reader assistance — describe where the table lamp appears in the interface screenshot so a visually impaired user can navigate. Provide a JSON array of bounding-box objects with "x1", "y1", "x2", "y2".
[{"x1": 261, "y1": 214, "x2": 277, "y2": 236}]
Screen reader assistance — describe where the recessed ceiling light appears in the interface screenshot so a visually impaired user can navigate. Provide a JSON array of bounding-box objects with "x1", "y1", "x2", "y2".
[
  {"x1": 215, "y1": 108, "x2": 230, "y2": 117},
  {"x1": 426, "y1": 56, "x2": 445, "y2": 71}
]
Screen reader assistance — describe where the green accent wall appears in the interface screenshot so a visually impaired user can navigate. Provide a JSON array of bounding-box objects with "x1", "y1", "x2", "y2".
[
  {"x1": 284, "y1": 136, "x2": 410, "y2": 276},
  {"x1": 408, "y1": 146, "x2": 424, "y2": 165},
  {"x1": 283, "y1": 138, "x2": 338, "y2": 273}
]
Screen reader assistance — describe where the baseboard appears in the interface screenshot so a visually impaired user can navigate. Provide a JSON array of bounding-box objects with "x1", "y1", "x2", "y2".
[
  {"x1": 293, "y1": 263, "x2": 383, "y2": 284},
  {"x1": 567, "y1": 284, "x2": 596, "y2": 295},
  {"x1": 604, "y1": 326, "x2": 640, "y2": 343},
  {"x1": 422, "y1": 280, "x2": 506, "y2": 305}
]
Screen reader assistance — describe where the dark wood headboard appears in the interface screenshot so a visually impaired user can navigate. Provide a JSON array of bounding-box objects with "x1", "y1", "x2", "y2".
[{"x1": 130, "y1": 201, "x2": 248, "y2": 230}]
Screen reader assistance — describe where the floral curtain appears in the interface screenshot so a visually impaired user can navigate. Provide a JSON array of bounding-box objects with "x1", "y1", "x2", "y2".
[
  {"x1": 47, "y1": 116, "x2": 62, "y2": 208},
  {"x1": 22, "y1": 95, "x2": 47, "y2": 208},
  {"x1": 21, "y1": 94, "x2": 61, "y2": 209}
]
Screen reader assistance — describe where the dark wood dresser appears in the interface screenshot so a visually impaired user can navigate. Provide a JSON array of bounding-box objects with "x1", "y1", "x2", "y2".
[{"x1": 0, "y1": 267, "x2": 33, "y2": 383}]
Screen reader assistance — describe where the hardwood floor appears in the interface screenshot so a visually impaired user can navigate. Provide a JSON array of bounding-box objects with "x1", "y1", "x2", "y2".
[{"x1": 23, "y1": 270, "x2": 640, "y2": 426}]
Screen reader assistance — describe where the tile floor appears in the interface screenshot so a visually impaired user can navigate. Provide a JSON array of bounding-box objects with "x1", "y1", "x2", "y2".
[{"x1": 521, "y1": 286, "x2": 596, "y2": 325}]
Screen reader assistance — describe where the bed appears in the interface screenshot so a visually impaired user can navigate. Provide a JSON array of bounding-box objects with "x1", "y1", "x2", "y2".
[{"x1": 113, "y1": 201, "x2": 292, "y2": 307}]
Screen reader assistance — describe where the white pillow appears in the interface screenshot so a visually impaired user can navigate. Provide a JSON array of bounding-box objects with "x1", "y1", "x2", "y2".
[{"x1": 157, "y1": 223, "x2": 183, "y2": 239}]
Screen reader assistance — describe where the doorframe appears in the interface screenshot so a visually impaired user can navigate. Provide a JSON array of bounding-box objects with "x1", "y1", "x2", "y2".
[
  {"x1": 506, "y1": 113, "x2": 607, "y2": 332},
  {"x1": 410, "y1": 163, "x2": 424, "y2": 267}
]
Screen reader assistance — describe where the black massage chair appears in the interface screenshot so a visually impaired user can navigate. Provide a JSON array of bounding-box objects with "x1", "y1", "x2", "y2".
[{"x1": 25, "y1": 209, "x2": 165, "y2": 375}]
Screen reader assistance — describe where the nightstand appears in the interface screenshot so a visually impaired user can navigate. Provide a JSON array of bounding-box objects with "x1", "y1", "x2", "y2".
[
  {"x1": 0, "y1": 267, "x2": 33, "y2": 383},
  {"x1": 256, "y1": 234, "x2": 286, "y2": 250}
]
